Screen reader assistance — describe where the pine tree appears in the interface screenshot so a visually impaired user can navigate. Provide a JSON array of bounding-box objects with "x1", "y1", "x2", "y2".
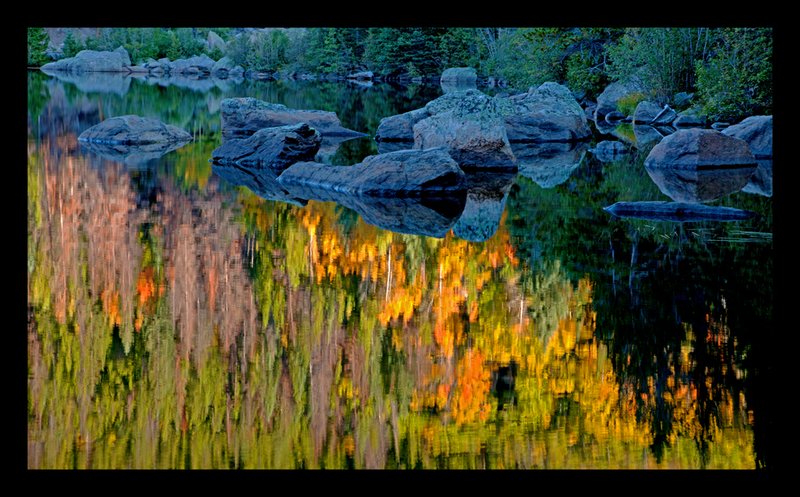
[{"x1": 27, "y1": 28, "x2": 50, "y2": 67}]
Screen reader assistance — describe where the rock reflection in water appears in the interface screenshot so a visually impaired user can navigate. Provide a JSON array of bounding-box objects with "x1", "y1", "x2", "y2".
[
  {"x1": 742, "y1": 159, "x2": 773, "y2": 197},
  {"x1": 79, "y1": 140, "x2": 191, "y2": 167},
  {"x1": 512, "y1": 141, "x2": 588, "y2": 188},
  {"x1": 645, "y1": 163, "x2": 757, "y2": 202},
  {"x1": 284, "y1": 184, "x2": 467, "y2": 238},
  {"x1": 453, "y1": 172, "x2": 516, "y2": 242},
  {"x1": 41, "y1": 68, "x2": 132, "y2": 95},
  {"x1": 211, "y1": 164, "x2": 308, "y2": 207}
]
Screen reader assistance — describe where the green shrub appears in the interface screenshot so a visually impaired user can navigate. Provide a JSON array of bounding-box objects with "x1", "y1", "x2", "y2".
[
  {"x1": 695, "y1": 28, "x2": 772, "y2": 122},
  {"x1": 617, "y1": 92, "x2": 647, "y2": 116}
]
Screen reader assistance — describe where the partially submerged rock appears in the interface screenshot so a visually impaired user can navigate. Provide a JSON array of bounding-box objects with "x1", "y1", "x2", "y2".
[
  {"x1": 78, "y1": 115, "x2": 192, "y2": 145},
  {"x1": 440, "y1": 67, "x2": 477, "y2": 94},
  {"x1": 504, "y1": 82, "x2": 591, "y2": 142},
  {"x1": 413, "y1": 103, "x2": 517, "y2": 171},
  {"x1": 644, "y1": 128, "x2": 755, "y2": 171},
  {"x1": 604, "y1": 201, "x2": 756, "y2": 222},
  {"x1": 41, "y1": 47, "x2": 131, "y2": 73},
  {"x1": 39, "y1": 69, "x2": 132, "y2": 95},
  {"x1": 277, "y1": 147, "x2": 466, "y2": 196},
  {"x1": 375, "y1": 108, "x2": 431, "y2": 142},
  {"x1": 594, "y1": 79, "x2": 645, "y2": 120},
  {"x1": 633, "y1": 101, "x2": 662, "y2": 124},
  {"x1": 722, "y1": 115, "x2": 772, "y2": 158},
  {"x1": 375, "y1": 84, "x2": 590, "y2": 145},
  {"x1": 211, "y1": 123, "x2": 322, "y2": 171},
  {"x1": 651, "y1": 105, "x2": 677, "y2": 126},
  {"x1": 221, "y1": 97, "x2": 366, "y2": 140},
  {"x1": 168, "y1": 54, "x2": 215, "y2": 75}
]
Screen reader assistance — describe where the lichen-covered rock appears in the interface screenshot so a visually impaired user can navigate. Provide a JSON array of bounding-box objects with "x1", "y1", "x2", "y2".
[
  {"x1": 503, "y1": 82, "x2": 591, "y2": 142},
  {"x1": 722, "y1": 115, "x2": 772, "y2": 158},
  {"x1": 78, "y1": 115, "x2": 192, "y2": 145},
  {"x1": 211, "y1": 123, "x2": 322, "y2": 171},
  {"x1": 221, "y1": 97, "x2": 366, "y2": 139}
]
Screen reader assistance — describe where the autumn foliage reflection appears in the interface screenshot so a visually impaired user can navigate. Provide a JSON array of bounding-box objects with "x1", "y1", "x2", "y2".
[{"x1": 28, "y1": 137, "x2": 756, "y2": 469}]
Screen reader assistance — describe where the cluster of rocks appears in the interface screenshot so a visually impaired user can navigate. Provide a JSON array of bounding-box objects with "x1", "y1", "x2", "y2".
[
  {"x1": 42, "y1": 47, "x2": 247, "y2": 80},
  {"x1": 605, "y1": 114, "x2": 772, "y2": 221}
]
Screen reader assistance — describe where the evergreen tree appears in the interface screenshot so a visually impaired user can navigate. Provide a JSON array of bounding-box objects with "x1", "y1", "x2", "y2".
[{"x1": 27, "y1": 27, "x2": 50, "y2": 67}]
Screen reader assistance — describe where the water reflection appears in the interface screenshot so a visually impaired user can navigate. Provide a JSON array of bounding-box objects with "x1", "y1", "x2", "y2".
[{"x1": 27, "y1": 70, "x2": 771, "y2": 469}]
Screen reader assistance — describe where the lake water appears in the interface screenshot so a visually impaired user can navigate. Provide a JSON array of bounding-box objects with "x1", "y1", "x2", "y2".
[{"x1": 26, "y1": 71, "x2": 772, "y2": 469}]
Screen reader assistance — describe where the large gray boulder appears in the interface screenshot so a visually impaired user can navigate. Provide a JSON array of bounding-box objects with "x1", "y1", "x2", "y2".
[
  {"x1": 594, "y1": 79, "x2": 645, "y2": 120},
  {"x1": 207, "y1": 31, "x2": 227, "y2": 52},
  {"x1": 440, "y1": 67, "x2": 478, "y2": 94},
  {"x1": 413, "y1": 93, "x2": 516, "y2": 171},
  {"x1": 210, "y1": 57, "x2": 244, "y2": 79},
  {"x1": 722, "y1": 115, "x2": 772, "y2": 158},
  {"x1": 503, "y1": 82, "x2": 591, "y2": 142},
  {"x1": 78, "y1": 115, "x2": 192, "y2": 145},
  {"x1": 41, "y1": 47, "x2": 131, "y2": 73},
  {"x1": 168, "y1": 54, "x2": 215, "y2": 75},
  {"x1": 632, "y1": 101, "x2": 661, "y2": 124},
  {"x1": 644, "y1": 128, "x2": 756, "y2": 202},
  {"x1": 440, "y1": 67, "x2": 477, "y2": 84},
  {"x1": 211, "y1": 123, "x2": 322, "y2": 171},
  {"x1": 673, "y1": 108, "x2": 708, "y2": 128},
  {"x1": 277, "y1": 147, "x2": 466, "y2": 196},
  {"x1": 221, "y1": 97, "x2": 366, "y2": 140}
]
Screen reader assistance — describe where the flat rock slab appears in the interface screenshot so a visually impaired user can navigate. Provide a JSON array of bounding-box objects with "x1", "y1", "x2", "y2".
[
  {"x1": 211, "y1": 123, "x2": 321, "y2": 172},
  {"x1": 221, "y1": 97, "x2": 366, "y2": 139},
  {"x1": 78, "y1": 115, "x2": 192, "y2": 145},
  {"x1": 277, "y1": 147, "x2": 467, "y2": 196},
  {"x1": 604, "y1": 201, "x2": 756, "y2": 222}
]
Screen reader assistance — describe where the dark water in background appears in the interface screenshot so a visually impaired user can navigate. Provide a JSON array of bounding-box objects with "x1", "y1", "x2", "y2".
[{"x1": 26, "y1": 70, "x2": 772, "y2": 469}]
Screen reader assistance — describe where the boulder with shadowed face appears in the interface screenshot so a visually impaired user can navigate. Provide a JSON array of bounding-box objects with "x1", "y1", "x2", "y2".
[{"x1": 211, "y1": 123, "x2": 321, "y2": 172}]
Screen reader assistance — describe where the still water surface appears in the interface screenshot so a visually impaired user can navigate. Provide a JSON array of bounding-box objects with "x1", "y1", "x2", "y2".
[{"x1": 27, "y1": 71, "x2": 772, "y2": 469}]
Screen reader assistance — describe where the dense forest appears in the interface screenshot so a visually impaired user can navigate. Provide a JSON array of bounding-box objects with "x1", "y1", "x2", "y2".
[{"x1": 28, "y1": 27, "x2": 772, "y2": 121}]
